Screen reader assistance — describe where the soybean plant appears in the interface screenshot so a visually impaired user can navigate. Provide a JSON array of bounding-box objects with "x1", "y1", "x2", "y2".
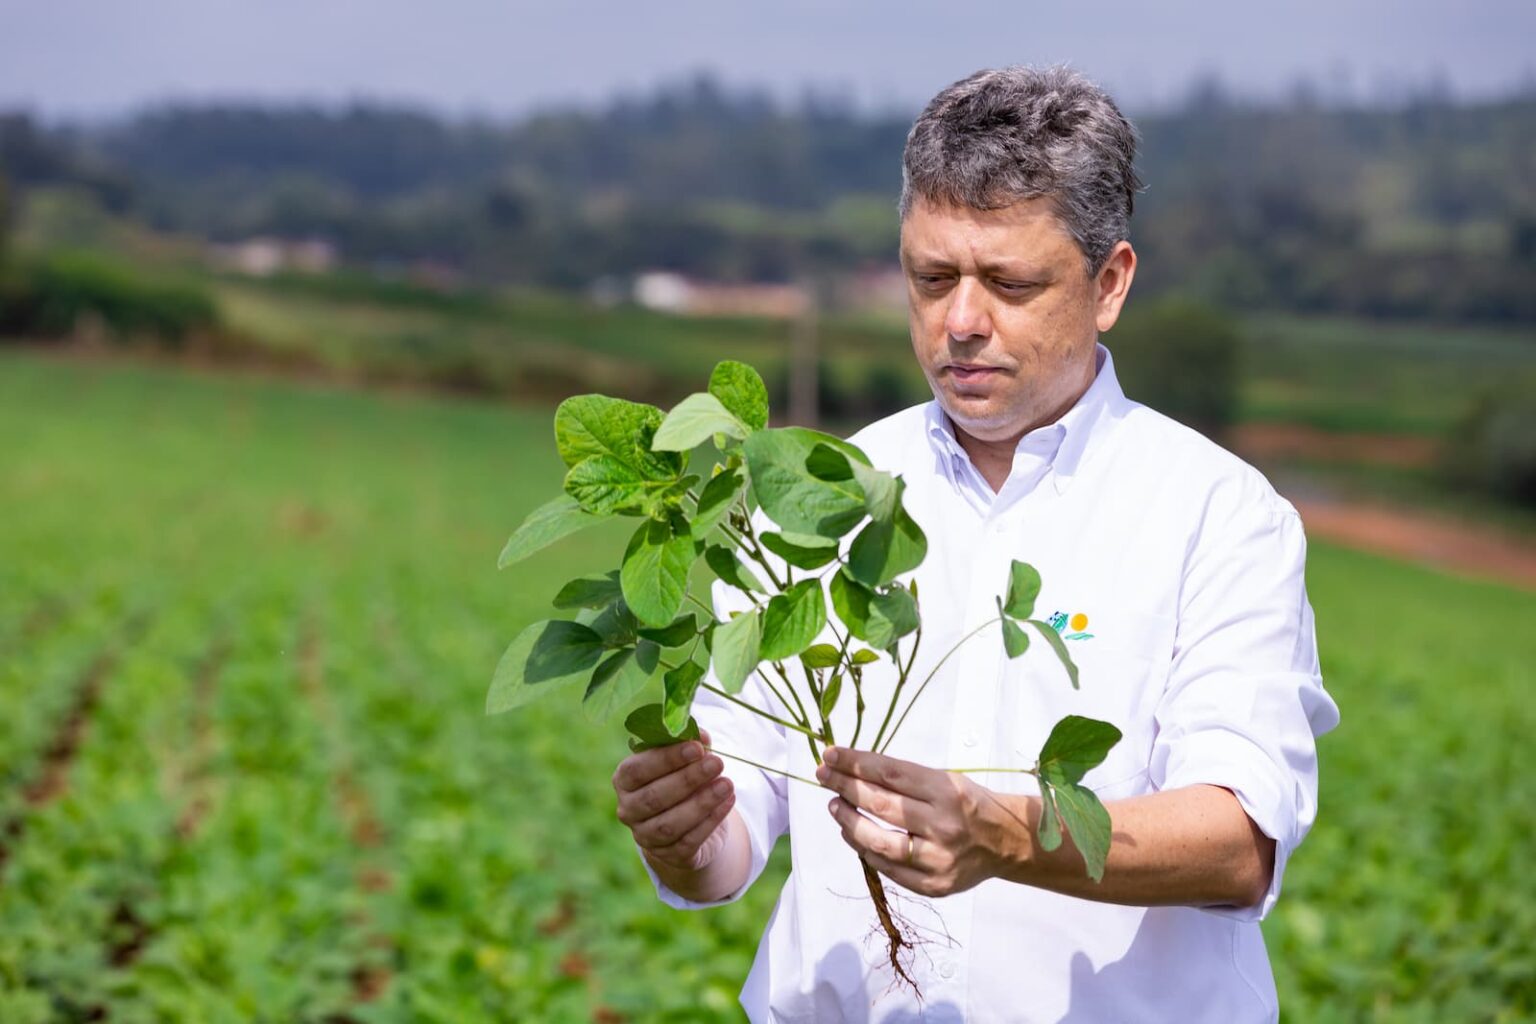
[{"x1": 488, "y1": 360, "x2": 1120, "y2": 988}]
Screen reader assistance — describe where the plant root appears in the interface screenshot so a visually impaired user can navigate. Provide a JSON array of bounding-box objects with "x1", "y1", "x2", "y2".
[{"x1": 861, "y1": 855, "x2": 921, "y2": 997}]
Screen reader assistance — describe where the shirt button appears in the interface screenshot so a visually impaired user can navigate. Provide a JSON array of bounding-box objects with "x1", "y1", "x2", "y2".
[
  {"x1": 962, "y1": 733, "x2": 979, "y2": 748},
  {"x1": 939, "y1": 960, "x2": 956, "y2": 979}
]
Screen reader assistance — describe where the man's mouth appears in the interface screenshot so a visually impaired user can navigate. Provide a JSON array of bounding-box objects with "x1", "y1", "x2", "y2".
[{"x1": 946, "y1": 364, "x2": 1002, "y2": 382}]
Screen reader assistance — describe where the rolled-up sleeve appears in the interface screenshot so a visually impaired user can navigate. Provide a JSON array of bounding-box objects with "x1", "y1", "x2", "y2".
[
  {"x1": 1150, "y1": 490, "x2": 1341, "y2": 922},
  {"x1": 636, "y1": 577, "x2": 792, "y2": 910}
]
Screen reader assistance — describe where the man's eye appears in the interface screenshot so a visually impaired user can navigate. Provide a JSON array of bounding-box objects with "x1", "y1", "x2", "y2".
[{"x1": 995, "y1": 280, "x2": 1033, "y2": 293}]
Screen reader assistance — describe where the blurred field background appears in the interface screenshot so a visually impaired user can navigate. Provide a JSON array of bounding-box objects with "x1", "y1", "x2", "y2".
[{"x1": 2, "y1": 7, "x2": 1535, "y2": 1022}]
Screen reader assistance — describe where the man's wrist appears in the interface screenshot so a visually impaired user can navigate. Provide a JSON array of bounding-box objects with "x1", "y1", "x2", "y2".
[
  {"x1": 641, "y1": 809, "x2": 751, "y2": 904},
  {"x1": 982, "y1": 791, "x2": 1043, "y2": 885}
]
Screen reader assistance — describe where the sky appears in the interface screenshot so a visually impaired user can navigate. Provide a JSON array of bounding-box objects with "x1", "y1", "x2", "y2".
[{"x1": 3, "y1": 0, "x2": 1533, "y2": 122}]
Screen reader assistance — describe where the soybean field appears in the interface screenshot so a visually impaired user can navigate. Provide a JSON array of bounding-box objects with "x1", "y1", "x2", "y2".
[{"x1": 1, "y1": 352, "x2": 1532, "y2": 1022}]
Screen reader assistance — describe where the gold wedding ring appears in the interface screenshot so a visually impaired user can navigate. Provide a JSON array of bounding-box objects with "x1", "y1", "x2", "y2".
[{"x1": 905, "y1": 831, "x2": 916, "y2": 866}]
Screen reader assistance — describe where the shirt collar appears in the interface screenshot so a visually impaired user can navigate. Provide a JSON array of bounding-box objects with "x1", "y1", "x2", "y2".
[{"x1": 923, "y1": 342, "x2": 1127, "y2": 498}]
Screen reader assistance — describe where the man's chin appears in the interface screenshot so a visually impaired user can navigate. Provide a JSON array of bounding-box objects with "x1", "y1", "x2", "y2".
[{"x1": 938, "y1": 394, "x2": 1022, "y2": 440}]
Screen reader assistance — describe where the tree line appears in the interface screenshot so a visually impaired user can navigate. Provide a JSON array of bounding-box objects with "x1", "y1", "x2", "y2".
[{"x1": 2, "y1": 73, "x2": 1534, "y2": 322}]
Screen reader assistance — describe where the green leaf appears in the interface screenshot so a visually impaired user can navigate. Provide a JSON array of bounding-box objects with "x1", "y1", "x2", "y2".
[
  {"x1": 1037, "y1": 715, "x2": 1123, "y2": 786},
  {"x1": 662, "y1": 660, "x2": 707, "y2": 735},
  {"x1": 849, "y1": 460, "x2": 899, "y2": 521},
  {"x1": 625, "y1": 702, "x2": 701, "y2": 753},
  {"x1": 743, "y1": 427, "x2": 871, "y2": 538},
  {"x1": 583, "y1": 640, "x2": 661, "y2": 722},
  {"x1": 498, "y1": 495, "x2": 604, "y2": 569},
  {"x1": 620, "y1": 519, "x2": 696, "y2": 627},
  {"x1": 711, "y1": 609, "x2": 762, "y2": 694},
  {"x1": 709, "y1": 361, "x2": 770, "y2": 432},
  {"x1": 563, "y1": 455, "x2": 676, "y2": 516},
  {"x1": 819, "y1": 672, "x2": 843, "y2": 719},
  {"x1": 581, "y1": 598, "x2": 638, "y2": 648},
  {"x1": 1001, "y1": 611, "x2": 1031, "y2": 659},
  {"x1": 805, "y1": 442, "x2": 855, "y2": 481},
  {"x1": 704, "y1": 544, "x2": 766, "y2": 595},
  {"x1": 1052, "y1": 780, "x2": 1114, "y2": 882},
  {"x1": 799, "y1": 643, "x2": 841, "y2": 669},
  {"x1": 554, "y1": 394, "x2": 680, "y2": 478},
  {"x1": 693, "y1": 468, "x2": 744, "y2": 538},
  {"x1": 653, "y1": 392, "x2": 750, "y2": 451},
  {"x1": 871, "y1": 586, "x2": 920, "y2": 647},
  {"x1": 830, "y1": 571, "x2": 918, "y2": 650},
  {"x1": 637, "y1": 612, "x2": 698, "y2": 648},
  {"x1": 850, "y1": 649, "x2": 880, "y2": 665},
  {"x1": 761, "y1": 531, "x2": 839, "y2": 569},
  {"x1": 486, "y1": 620, "x2": 606, "y2": 714},
  {"x1": 553, "y1": 571, "x2": 622, "y2": 609},
  {"x1": 847, "y1": 502, "x2": 927, "y2": 587},
  {"x1": 1037, "y1": 780, "x2": 1063, "y2": 852},
  {"x1": 1004, "y1": 561, "x2": 1043, "y2": 620},
  {"x1": 1027, "y1": 618, "x2": 1081, "y2": 689},
  {"x1": 661, "y1": 473, "x2": 701, "y2": 504},
  {"x1": 759, "y1": 579, "x2": 828, "y2": 662}
]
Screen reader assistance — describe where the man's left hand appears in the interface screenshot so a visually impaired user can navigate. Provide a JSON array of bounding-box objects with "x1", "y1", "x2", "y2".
[{"x1": 816, "y1": 744, "x2": 1015, "y2": 897}]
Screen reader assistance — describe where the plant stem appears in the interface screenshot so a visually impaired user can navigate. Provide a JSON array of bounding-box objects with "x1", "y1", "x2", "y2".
[
  {"x1": 733, "y1": 506, "x2": 786, "y2": 591},
  {"x1": 701, "y1": 682, "x2": 819, "y2": 739},
  {"x1": 942, "y1": 766, "x2": 1038, "y2": 775},
  {"x1": 765, "y1": 663, "x2": 823, "y2": 763},
  {"x1": 769, "y1": 662, "x2": 815, "y2": 736},
  {"x1": 876, "y1": 616, "x2": 996, "y2": 755},
  {"x1": 804, "y1": 663, "x2": 834, "y2": 745},
  {"x1": 870, "y1": 619, "x2": 923, "y2": 753},
  {"x1": 752, "y1": 666, "x2": 803, "y2": 722},
  {"x1": 714, "y1": 748, "x2": 822, "y2": 788}
]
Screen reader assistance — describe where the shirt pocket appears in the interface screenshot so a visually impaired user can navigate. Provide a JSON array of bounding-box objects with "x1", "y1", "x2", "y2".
[{"x1": 1012, "y1": 602, "x2": 1174, "y2": 798}]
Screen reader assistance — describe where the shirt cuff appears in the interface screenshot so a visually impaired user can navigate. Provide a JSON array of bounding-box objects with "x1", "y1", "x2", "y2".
[
  {"x1": 634, "y1": 754, "x2": 780, "y2": 910},
  {"x1": 1155, "y1": 725, "x2": 1299, "y2": 923}
]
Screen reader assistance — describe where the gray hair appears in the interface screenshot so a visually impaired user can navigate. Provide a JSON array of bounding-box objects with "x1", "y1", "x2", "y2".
[{"x1": 899, "y1": 64, "x2": 1143, "y2": 278}]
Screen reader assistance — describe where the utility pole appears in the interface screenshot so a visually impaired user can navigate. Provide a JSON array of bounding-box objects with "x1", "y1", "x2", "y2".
[{"x1": 787, "y1": 276, "x2": 819, "y2": 428}]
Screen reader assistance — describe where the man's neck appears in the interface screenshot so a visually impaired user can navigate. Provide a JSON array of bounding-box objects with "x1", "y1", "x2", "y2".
[{"x1": 953, "y1": 363, "x2": 1097, "y2": 494}]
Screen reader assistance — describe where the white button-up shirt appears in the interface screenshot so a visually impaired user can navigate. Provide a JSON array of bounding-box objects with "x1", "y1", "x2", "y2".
[{"x1": 638, "y1": 343, "x2": 1341, "y2": 1023}]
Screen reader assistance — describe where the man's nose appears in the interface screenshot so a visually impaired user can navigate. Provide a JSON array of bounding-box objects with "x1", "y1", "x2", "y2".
[{"x1": 943, "y1": 277, "x2": 991, "y2": 342}]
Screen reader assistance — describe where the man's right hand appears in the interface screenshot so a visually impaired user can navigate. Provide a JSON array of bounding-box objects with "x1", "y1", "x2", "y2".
[{"x1": 613, "y1": 727, "x2": 737, "y2": 873}]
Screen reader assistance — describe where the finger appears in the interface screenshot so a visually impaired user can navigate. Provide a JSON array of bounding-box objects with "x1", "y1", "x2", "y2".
[
  {"x1": 821, "y1": 746, "x2": 940, "y2": 802},
  {"x1": 618, "y1": 753, "x2": 723, "y2": 825},
  {"x1": 827, "y1": 795, "x2": 919, "y2": 866},
  {"x1": 634, "y1": 775, "x2": 734, "y2": 849},
  {"x1": 815, "y1": 764, "x2": 920, "y2": 831},
  {"x1": 858, "y1": 844, "x2": 930, "y2": 895},
  {"x1": 613, "y1": 737, "x2": 708, "y2": 793},
  {"x1": 648, "y1": 789, "x2": 736, "y2": 867}
]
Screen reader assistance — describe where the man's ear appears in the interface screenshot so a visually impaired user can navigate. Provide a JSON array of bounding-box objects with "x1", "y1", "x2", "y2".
[{"x1": 1093, "y1": 241, "x2": 1136, "y2": 333}]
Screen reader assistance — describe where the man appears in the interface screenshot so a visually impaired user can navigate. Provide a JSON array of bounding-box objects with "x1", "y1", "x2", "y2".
[{"x1": 612, "y1": 64, "x2": 1339, "y2": 1022}]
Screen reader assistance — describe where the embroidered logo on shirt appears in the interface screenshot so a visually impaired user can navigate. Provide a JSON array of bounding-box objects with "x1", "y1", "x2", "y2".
[{"x1": 1046, "y1": 610, "x2": 1094, "y2": 641}]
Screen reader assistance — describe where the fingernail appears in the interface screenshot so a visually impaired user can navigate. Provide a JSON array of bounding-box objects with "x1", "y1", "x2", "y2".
[
  {"x1": 815, "y1": 764, "x2": 830, "y2": 783},
  {"x1": 823, "y1": 747, "x2": 839, "y2": 766},
  {"x1": 683, "y1": 744, "x2": 701, "y2": 762},
  {"x1": 828, "y1": 798, "x2": 839, "y2": 815}
]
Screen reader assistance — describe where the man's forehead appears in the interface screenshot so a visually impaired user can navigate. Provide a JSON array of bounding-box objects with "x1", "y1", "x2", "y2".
[{"x1": 900, "y1": 197, "x2": 1074, "y2": 271}]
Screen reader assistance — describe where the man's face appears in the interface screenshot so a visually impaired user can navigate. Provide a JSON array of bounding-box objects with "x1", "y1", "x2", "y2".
[{"x1": 900, "y1": 195, "x2": 1126, "y2": 444}]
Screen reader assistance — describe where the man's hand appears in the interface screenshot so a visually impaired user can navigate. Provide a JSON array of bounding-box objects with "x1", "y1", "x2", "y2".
[
  {"x1": 816, "y1": 744, "x2": 1012, "y2": 898},
  {"x1": 613, "y1": 728, "x2": 736, "y2": 872}
]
